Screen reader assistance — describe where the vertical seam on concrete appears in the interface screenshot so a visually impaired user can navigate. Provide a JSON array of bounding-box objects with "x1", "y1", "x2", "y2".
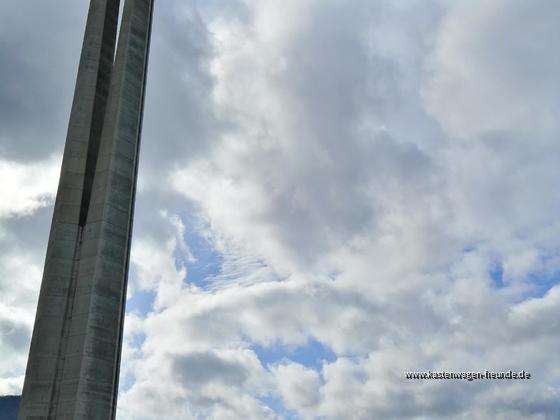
[{"x1": 48, "y1": 226, "x2": 84, "y2": 418}]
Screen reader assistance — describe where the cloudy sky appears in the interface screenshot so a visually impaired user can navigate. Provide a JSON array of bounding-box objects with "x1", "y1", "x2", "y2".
[{"x1": 1, "y1": 0, "x2": 560, "y2": 418}]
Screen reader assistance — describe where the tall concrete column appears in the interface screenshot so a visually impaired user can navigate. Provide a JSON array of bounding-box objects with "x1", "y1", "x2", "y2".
[
  {"x1": 18, "y1": 0, "x2": 154, "y2": 418},
  {"x1": 19, "y1": 1, "x2": 121, "y2": 417},
  {"x1": 57, "y1": 0, "x2": 154, "y2": 417}
]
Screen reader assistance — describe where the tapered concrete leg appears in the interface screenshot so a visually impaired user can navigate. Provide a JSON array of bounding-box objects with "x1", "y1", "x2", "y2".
[
  {"x1": 19, "y1": 1, "x2": 121, "y2": 418},
  {"x1": 57, "y1": 1, "x2": 154, "y2": 417},
  {"x1": 18, "y1": 0, "x2": 154, "y2": 419}
]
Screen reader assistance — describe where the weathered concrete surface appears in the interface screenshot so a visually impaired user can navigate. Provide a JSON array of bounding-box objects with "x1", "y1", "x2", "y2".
[
  {"x1": 18, "y1": 1, "x2": 121, "y2": 418},
  {"x1": 18, "y1": 0, "x2": 153, "y2": 418},
  {"x1": 57, "y1": 0, "x2": 154, "y2": 418}
]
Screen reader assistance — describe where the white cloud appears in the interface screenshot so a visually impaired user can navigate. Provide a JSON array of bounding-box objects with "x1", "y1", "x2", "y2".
[
  {"x1": 273, "y1": 363, "x2": 320, "y2": 417},
  {"x1": 423, "y1": 0, "x2": 560, "y2": 140},
  {"x1": 0, "y1": 157, "x2": 59, "y2": 218},
  {"x1": 0, "y1": 235, "x2": 45, "y2": 395},
  {"x1": 130, "y1": 210, "x2": 191, "y2": 309},
  {"x1": 157, "y1": 0, "x2": 560, "y2": 417},
  {"x1": 0, "y1": 157, "x2": 58, "y2": 395}
]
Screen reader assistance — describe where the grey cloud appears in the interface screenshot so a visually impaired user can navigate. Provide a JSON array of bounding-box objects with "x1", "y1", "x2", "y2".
[
  {"x1": 172, "y1": 1, "x2": 443, "y2": 271},
  {"x1": 472, "y1": 385, "x2": 560, "y2": 420},
  {"x1": 423, "y1": 0, "x2": 560, "y2": 139},
  {"x1": 0, "y1": 1, "x2": 86, "y2": 160},
  {"x1": 0, "y1": 206, "x2": 52, "y2": 256},
  {"x1": 173, "y1": 352, "x2": 248, "y2": 387},
  {"x1": 140, "y1": 2, "x2": 222, "y2": 180},
  {"x1": 0, "y1": 320, "x2": 29, "y2": 351}
]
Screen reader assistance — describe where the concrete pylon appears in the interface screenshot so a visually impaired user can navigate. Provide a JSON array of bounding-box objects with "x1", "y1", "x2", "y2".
[{"x1": 18, "y1": 0, "x2": 154, "y2": 418}]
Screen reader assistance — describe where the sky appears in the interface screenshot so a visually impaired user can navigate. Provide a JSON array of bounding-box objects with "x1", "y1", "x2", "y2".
[{"x1": 1, "y1": 0, "x2": 560, "y2": 419}]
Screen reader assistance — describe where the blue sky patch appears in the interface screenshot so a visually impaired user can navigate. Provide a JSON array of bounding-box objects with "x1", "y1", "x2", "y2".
[
  {"x1": 259, "y1": 395, "x2": 299, "y2": 420},
  {"x1": 525, "y1": 270, "x2": 560, "y2": 299},
  {"x1": 126, "y1": 288, "x2": 156, "y2": 315},
  {"x1": 253, "y1": 338, "x2": 336, "y2": 372},
  {"x1": 179, "y1": 215, "x2": 223, "y2": 289},
  {"x1": 489, "y1": 260, "x2": 505, "y2": 288}
]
